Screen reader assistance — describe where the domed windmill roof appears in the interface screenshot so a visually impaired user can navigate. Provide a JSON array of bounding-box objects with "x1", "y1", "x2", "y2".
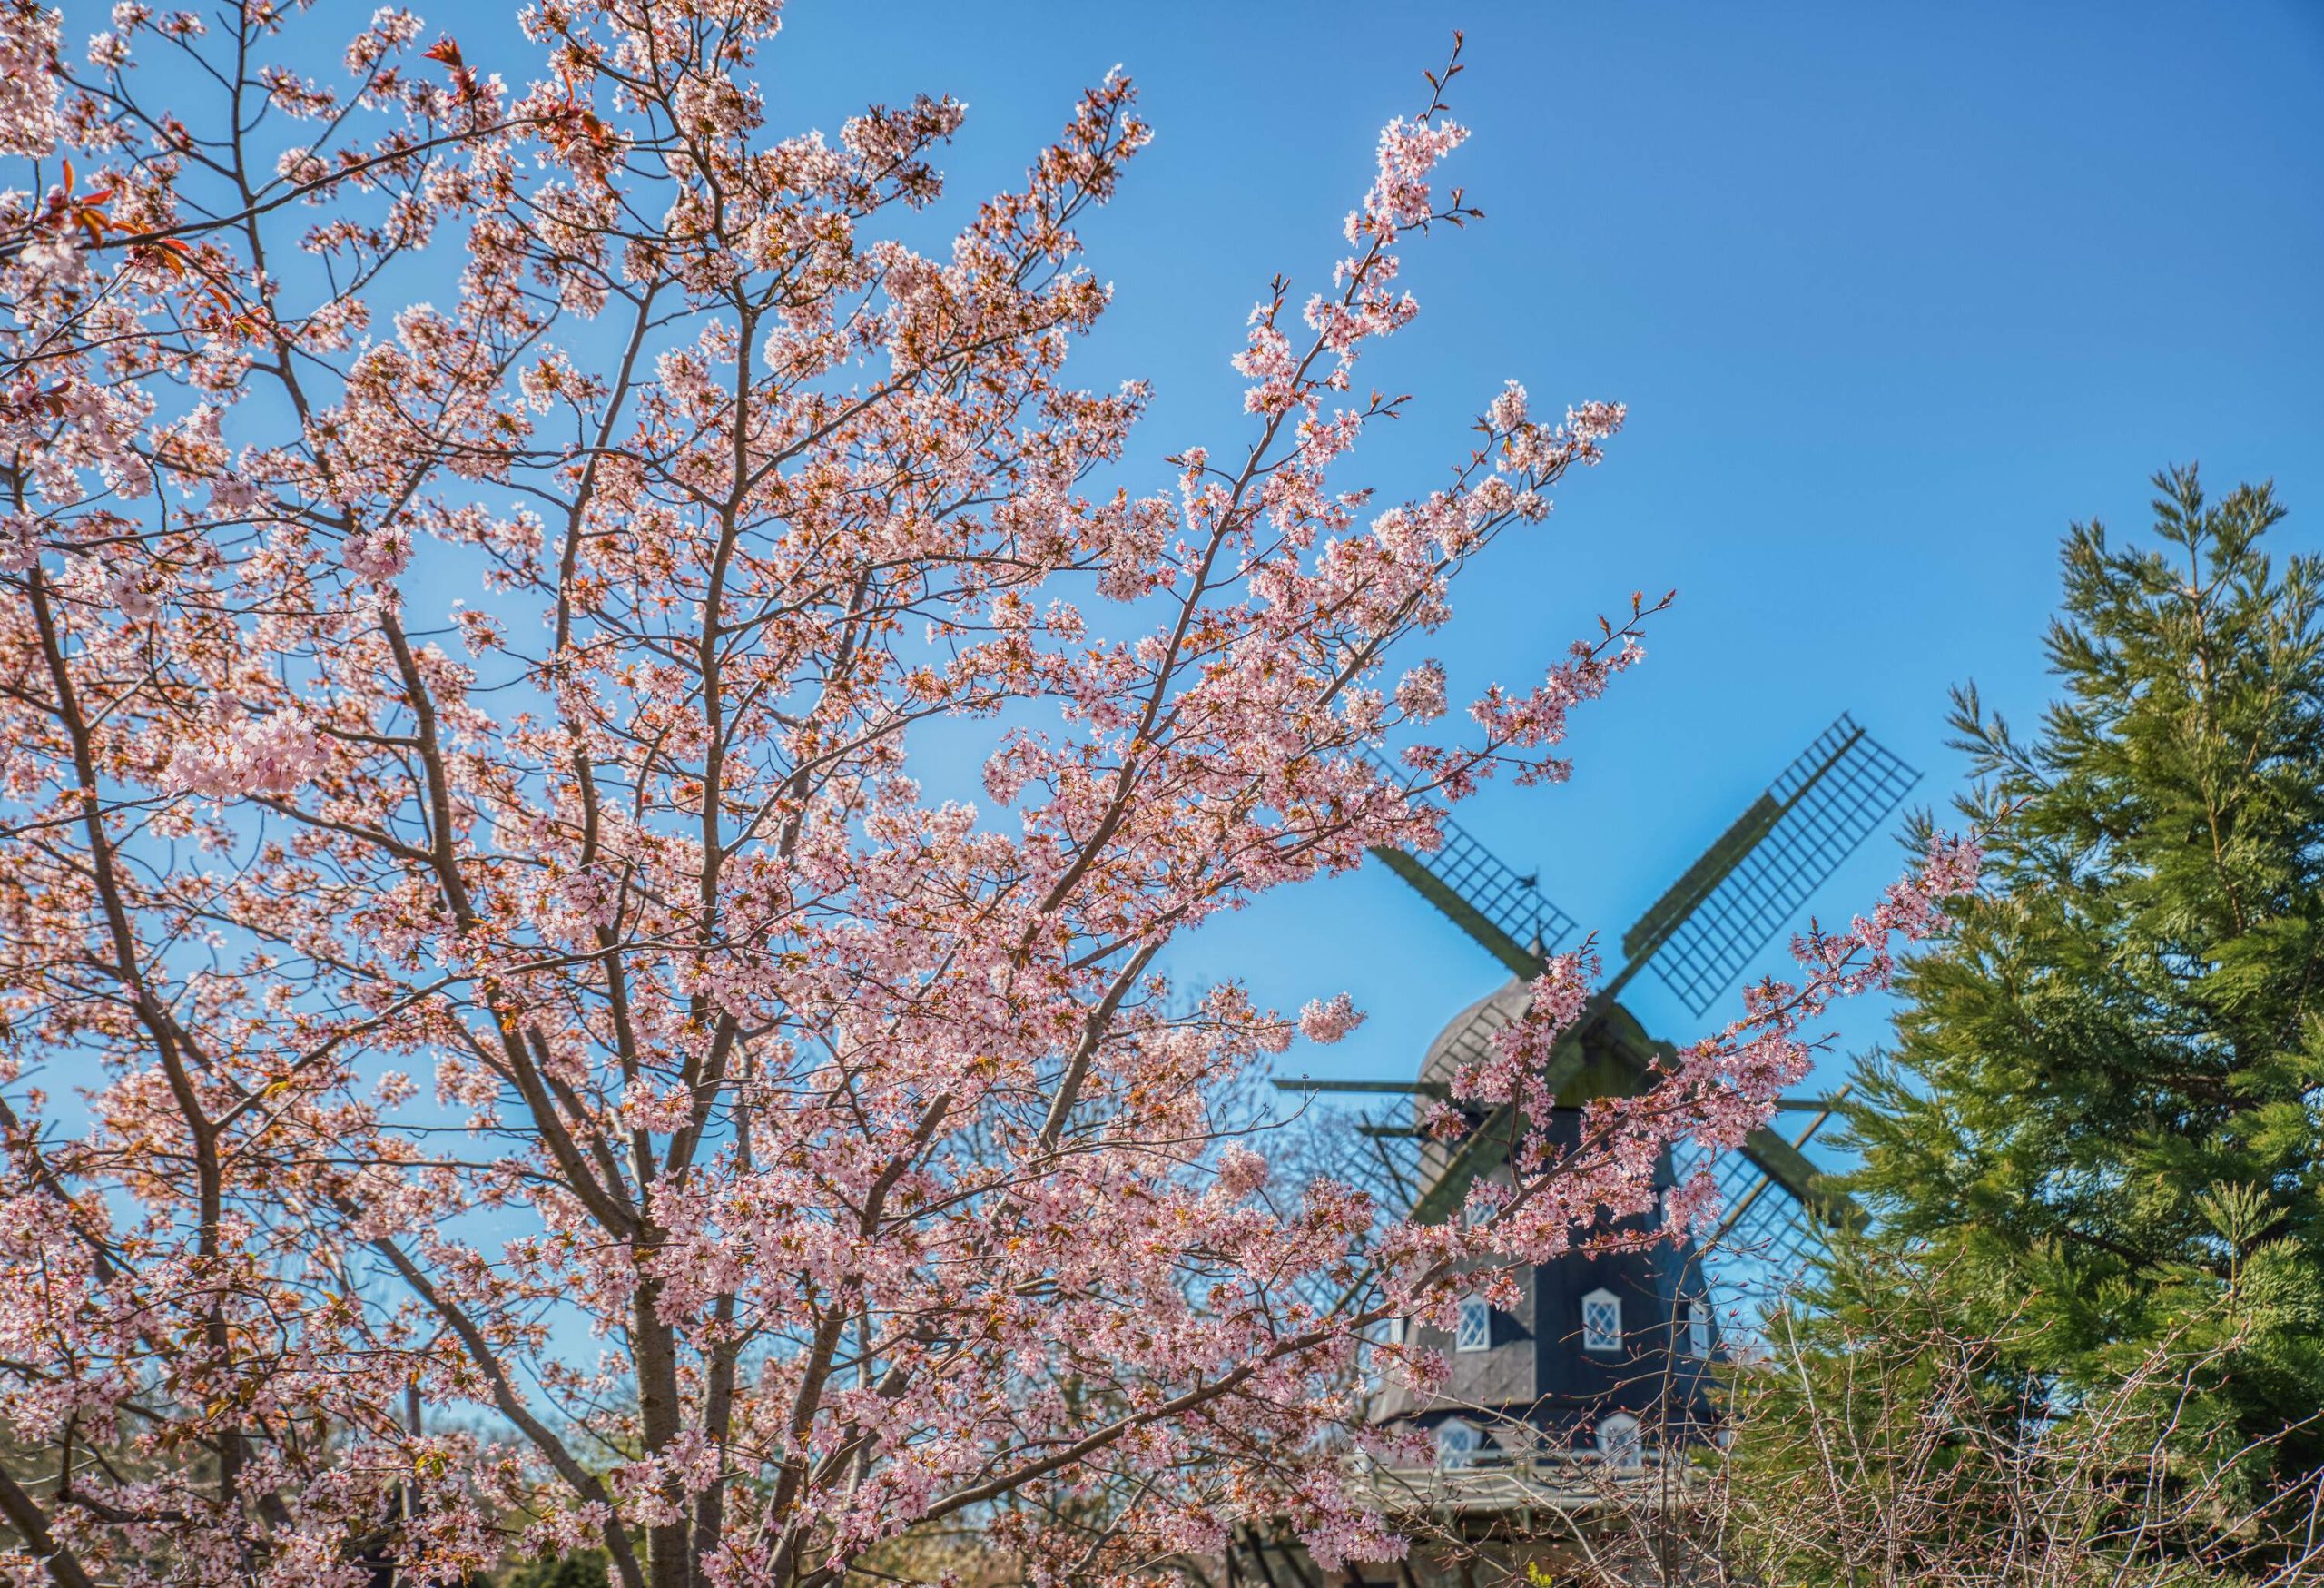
[
  {"x1": 1412, "y1": 977, "x2": 1531, "y2": 1198},
  {"x1": 1419, "y1": 979, "x2": 1531, "y2": 1089},
  {"x1": 1408, "y1": 972, "x2": 1689, "y2": 1218}
]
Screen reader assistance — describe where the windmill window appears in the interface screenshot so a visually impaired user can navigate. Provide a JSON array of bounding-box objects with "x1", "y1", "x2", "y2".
[
  {"x1": 1453, "y1": 1294, "x2": 1492, "y2": 1353},
  {"x1": 1687, "y1": 1300, "x2": 1711, "y2": 1358},
  {"x1": 1596, "y1": 1412, "x2": 1643, "y2": 1469},
  {"x1": 1436, "y1": 1419, "x2": 1480, "y2": 1471},
  {"x1": 1581, "y1": 1288, "x2": 1622, "y2": 1352}
]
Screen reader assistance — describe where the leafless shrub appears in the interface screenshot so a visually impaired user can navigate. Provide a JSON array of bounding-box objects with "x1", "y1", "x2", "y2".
[{"x1": 1542, "y1": 1271, "x2": 2324, "y2": 1588}]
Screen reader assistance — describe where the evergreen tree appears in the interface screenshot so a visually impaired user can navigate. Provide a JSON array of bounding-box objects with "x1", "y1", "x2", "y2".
[{"x1": 1732, "y1": 467, "x2": 2324, "y2": 1583}]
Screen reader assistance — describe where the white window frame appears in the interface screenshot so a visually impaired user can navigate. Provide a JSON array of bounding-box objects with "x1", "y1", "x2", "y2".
[
  {"x1": 1596, "y1": 1411, "x2": 1643, "y2": 1469},
  {"x1": 1581, "y1": 1287, "x2": 1622, "y2": 1353},
  {"x1": 1435, "y1": 1418, "x2": 1480, "y2": 1471},
  {"x1": 1687, "y1": 1299, "x2": 1711, "y2": 1359},
  {"x1": 1453, "y1": 1293, "x2": 1492, "y2": 1353}
]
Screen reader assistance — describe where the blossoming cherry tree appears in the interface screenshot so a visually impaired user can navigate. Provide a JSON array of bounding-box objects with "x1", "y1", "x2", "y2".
[{"x1": 0, "y1": 5, "x2": 1972, "y2": 1585}]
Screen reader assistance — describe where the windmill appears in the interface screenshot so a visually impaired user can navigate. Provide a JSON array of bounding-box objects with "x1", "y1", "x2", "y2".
[{"x1": 1277, "y1": 711, "x2": 1918, "y2": 1477}]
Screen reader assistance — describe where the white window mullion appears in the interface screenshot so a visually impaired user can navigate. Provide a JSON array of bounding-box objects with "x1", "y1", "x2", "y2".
[
  {"x1": 1581, "y1": 1287, "x2": 1623, "y2": 1352},
  {"x1": 1453, "y1": 1294, "x2": 1491, "y2": 1353}
]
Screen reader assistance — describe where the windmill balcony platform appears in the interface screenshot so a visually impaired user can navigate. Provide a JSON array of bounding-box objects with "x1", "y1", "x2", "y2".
[
  {"x1": 1214, "y1": 1445, "x2": 1706, "y2": 1584},
  {"x1": 1343, "y1": 1448, "x2": 1691, "y2": 1519}
]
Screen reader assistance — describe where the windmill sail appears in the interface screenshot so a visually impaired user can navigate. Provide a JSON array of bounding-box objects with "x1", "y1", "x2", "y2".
[
  {"x1": 1679, "y1": 1140, "x2": 1836, "y2": 1325},
  {"x1": 1622, "y1": 713, "x2": 1918, "y2": 1016},
  {"x1": 1370, "y1": 810, "x2": 1576, "y2": 981}
]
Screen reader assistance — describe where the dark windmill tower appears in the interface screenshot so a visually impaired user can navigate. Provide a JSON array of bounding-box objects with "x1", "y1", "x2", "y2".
[{"x1": 1281, "y1": 713, "x2": 1918, "y2": 1494}]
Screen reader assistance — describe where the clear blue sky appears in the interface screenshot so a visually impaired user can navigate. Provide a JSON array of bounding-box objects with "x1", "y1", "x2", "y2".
[
  {"x1": 755, "y1": 2, "x2": 2324, "y2": 1094},
  {"x1": 434, "y1": 4, "x2": 2324, "y2": 1098}
]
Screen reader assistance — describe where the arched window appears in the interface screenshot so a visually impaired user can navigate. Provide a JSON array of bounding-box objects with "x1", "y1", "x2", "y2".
[
  {"x1": 1581, "y1": 1287, "x2": 1622, "y2": 1352},
  {"x1": 1453, "y1": 1293, "x2": 1491, "y2": 1353},
  {"x1": 1596, "y1": 1412, "x2": 1643, "y2": 1469},
  {"x1": 1435, "y1": 1418, "x2": 1480, "y2": 1471}
]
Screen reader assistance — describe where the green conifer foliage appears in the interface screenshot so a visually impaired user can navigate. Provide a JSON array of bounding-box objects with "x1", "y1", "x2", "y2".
[{"x1": 1817, "y1": 466, "x2": 2324, "y2": 1573}]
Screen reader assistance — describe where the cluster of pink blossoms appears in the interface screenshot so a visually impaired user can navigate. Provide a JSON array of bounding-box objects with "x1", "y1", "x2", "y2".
[{"x1": 165, "y1": 711, "x2": 330, "y2": 800}]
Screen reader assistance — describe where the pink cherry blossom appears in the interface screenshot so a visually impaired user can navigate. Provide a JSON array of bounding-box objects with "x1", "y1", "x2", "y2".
[
  {"x1": 0, "y1": 15, "x2": 1975, "y2": 1588},
  {"x1": 1298, "y1": 991, "x2": 1367, "y2": 1045}
]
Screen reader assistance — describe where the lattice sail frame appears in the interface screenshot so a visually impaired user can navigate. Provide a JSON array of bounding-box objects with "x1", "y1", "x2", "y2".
[
  {"x1": 1675, "y1": 1139, "x2": 1832, "y2": 1346},
  {"x1": 1630, "y1": 714, "x2": 1920, "y2": 1016},
  {"x1": 1425, "y1": 814, "x2": 1580, "y2": 955},
  {"x1": 1370, "y1": 811, "x2": 1579, "y2": 982}
]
